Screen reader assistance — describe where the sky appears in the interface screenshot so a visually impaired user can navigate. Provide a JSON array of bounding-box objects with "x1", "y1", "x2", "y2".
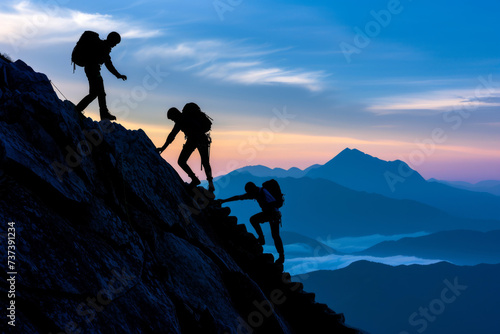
[{"x1": 1, "y1": 0, "x2": 499, "y2": 182}]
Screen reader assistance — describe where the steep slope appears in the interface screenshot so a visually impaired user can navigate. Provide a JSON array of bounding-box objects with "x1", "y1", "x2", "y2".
[
  {"x1": 357, "y1": 230, "x2": 500, "y2": 265},
  {"x1": 306, "y1": 148, "x2": 500, "y2": 220},
  {"x1": 297, "y1": 261, "x2": 500, "y2": 334},
  {"x1": 0, "y1": 58, "x2": 362, "y2": 333}
]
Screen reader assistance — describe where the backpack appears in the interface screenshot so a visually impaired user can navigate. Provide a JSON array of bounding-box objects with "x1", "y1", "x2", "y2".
[
  {"x1": 262, "y1": 179, "x2": 284, "y2": 209},
  {"x1": 182, "y1": 104, "x2": 213, "y2": 134},
  {"x1": 71, "y1": 31, "x2": 102, "y2": 69}
]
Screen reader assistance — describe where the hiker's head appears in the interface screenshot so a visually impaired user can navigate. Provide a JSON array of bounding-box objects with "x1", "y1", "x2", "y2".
[
  {"x1": 182, "y1": 102, "x2": 201, "y2": 114},
  {"x1": 106, "y1": 32, "x2": 121, "y2": 47},
  {"x1": 245, "y1": 182, "x2": 259, "y2": 196},
  {"x1": 167, "y1": 107, "x2": 181, "y2": 121}
]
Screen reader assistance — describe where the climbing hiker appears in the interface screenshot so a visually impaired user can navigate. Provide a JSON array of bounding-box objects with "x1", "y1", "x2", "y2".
[
  {"x1": 156, "y1": 103, "x2": 215, "y2": 192},
  {"x1": 72, "y1": 31, "x2": 127, "y2": 121},
  {"x1": 219, "y1": 181, "x2": 285, "y2": 264}
]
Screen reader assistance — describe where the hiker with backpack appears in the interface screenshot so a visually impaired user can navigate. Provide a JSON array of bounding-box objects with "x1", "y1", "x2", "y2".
[
  {"x1": 218, "y1": 180, "x2": 285, "y2": 264},
  {"x1": 156, "y1": 103, "x2": 215, "y2": 192},
  {"x1": 72, "y1": 31, "x2": 127, "y2": 121}
]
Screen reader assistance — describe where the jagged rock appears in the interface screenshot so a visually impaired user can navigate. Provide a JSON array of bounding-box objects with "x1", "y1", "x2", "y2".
[{"x1": 0, "y1": 57, "x2": 365, "y2": 333}]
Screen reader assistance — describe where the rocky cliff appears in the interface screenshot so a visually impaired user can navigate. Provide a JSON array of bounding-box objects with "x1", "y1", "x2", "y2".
[{"x1": 0, "y1": 57, "x2": 364, "y2": 334}]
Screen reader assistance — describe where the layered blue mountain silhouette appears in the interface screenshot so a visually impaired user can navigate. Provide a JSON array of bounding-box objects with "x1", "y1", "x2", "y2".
[
  {"x1": 217, "y1": 148, "x2": 500, "y2": 334},
  {"x1": 305, "y1": 148, "x2": 500, "y2": 220},
  {"x1": 215, "y1": 172, "x2": 500, "y2": 239},
  {"x1": 356, "y1": 229, "x2": 500, "y2": 265},
  {"x1": 429, "y1": 178, "x2": 500, "y2": 196},
  {"x1": 296, "y1": 261, "x2": 500, "y2": 334},
  {"x1": 233, "y1": 164, "x2": 319, "y2": 178},
  {"x1": 229, "y1": 148, "x2": 500, "y2": 221}
]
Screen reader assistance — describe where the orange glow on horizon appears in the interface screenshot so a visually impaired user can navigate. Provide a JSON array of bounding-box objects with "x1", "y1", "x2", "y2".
[{"x1": 86, "y1": 112, "x2": 500, "y2": 182}]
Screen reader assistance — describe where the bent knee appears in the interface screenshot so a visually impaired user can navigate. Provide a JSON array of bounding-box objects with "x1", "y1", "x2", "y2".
[{"x1": 250, "y1": 215, "x2": 261, "y2": 225}]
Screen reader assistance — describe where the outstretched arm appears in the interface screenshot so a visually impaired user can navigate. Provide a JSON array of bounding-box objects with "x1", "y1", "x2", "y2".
[
  {"x1": 156, "y1": 124, "x2": 181, "y2": 154},
  {"x1": 104, "y1": 59, "x2": 127, "y2": 80},
  {"x1": 220, "y1": 193, "x2": 252, "y2": 204}
]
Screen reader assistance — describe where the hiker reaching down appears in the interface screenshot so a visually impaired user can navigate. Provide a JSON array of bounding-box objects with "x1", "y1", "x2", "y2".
[
  {"x1": 219, "y1": 181, "x2": 285, "y2": 264},
  {"x1": 156, "y1": 103, "x2": 215, "y2": 192}
]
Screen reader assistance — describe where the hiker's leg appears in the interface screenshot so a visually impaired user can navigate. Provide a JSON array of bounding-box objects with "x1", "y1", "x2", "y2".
[
  {"x1": 250, "y1": 212, "x2": 267, "y2": 243},
  {"x1": 197, "y1": 137, "x2": 213, "y2": 190},
  {"x1": 95, "y1": 75, "x2": 108, "y2": 114},
  {"x1": 178, "y1": 138, "x2": 198, "y2": 181},
  {"x1": 75, "y1": 65, "x2": 100, "y2": 112},
  {"x1": 87, "y1": 68, "x2": 115, "y2": 120},
  {"x1": 270, "y1": 217, "x2": 284, "y2": 257}
]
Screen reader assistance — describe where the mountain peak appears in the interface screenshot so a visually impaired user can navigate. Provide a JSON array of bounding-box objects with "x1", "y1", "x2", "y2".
[
  {"x1": 306, "y1": 147, "x2": 425, "y2": 194},
  {"x1": 332, "y1": 147, "x2": 377, "y2": 163}
]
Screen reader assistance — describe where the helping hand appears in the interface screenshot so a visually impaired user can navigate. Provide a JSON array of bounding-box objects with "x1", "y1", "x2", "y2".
[{"x1": 118, "y1": 74, "x2": 127, "y2": 81}]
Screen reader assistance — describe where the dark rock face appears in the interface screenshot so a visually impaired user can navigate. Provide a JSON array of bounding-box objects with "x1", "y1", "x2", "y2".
[{"x1": 0, "y1": 58, "x2": 364, "y2": 333}]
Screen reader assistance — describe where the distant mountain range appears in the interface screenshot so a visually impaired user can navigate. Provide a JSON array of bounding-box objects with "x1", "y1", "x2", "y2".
[
  {"x1": 296, "y1": 261, "x2": 500, "y2": 334},
  {"x1": 215, "y1": 172, "x2": 500, "y2": 239},
  {"x1": 227, "y1": 148, "x2": 500, "y2": 221},
  {"x1": 233, "y1": 164, "x2": 319, "y2": 178},
  {"x1": 357, "y1": 230, "x2": 500, "y2": 265},
  {"x1": 429, "y1": 178, "x2": 500, "y2": 196}
]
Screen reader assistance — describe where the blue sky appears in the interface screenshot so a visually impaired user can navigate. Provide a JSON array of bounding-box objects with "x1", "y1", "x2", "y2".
[{"x1": 1, "y1": 0, "x2": 499, "y2": 182}]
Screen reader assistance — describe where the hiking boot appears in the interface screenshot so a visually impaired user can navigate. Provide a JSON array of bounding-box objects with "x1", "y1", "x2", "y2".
[
  {"x1": 189, "y1": 176, "x2": 201, "y2": 187},
  {"x1": 276, "y1": 254, "x2": 285, "y2": 264},
  {"x1": 100, "y1": 110, "x2": 117, "y2": 121},
  {"x1": 75, "y1": 105, "x2": 84, "y2": 115},
  {"x1": 208, "y1": 180, "x2": 215, "y2": 193}
]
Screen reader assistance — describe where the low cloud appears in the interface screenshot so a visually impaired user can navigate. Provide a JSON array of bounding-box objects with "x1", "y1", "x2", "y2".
[{"x1": 286, "y1": 253, "x2": 443, "y2": 276}]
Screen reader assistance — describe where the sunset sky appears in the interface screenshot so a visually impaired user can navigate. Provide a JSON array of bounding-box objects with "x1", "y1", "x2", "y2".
[{"x1": 1, "y1": 0, "x2": 499, "y2": 182}]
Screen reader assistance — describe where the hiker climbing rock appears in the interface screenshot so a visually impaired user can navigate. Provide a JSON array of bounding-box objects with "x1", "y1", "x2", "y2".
[
  {"x1": 72, "y1": 31, "x2": 127, "y2": 121},
  {"x1": 219, "y1": 180, "x2": 285, "y2": 264},
  {"x1": 156, "y1": 103, "x2": 215, "y2": 192}
]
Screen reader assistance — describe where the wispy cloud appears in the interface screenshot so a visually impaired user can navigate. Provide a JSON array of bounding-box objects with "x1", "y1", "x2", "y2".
[
  {"x1": 0, "y1": 1, "x2": 161, "y2": 49},
  {"x1": 137, "y1": 40, "x2": 326, "y2": 91},
  {"x1": 366, "y1": 89, "x2": 500, "y2": 115}
]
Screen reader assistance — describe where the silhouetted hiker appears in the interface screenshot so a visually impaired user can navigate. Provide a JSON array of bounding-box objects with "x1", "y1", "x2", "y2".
[
  {"x1": 72, "y1": 31, "x2": 127, "y2": 121},
  {"x1": 156, "y1": 103, "x2": 215, "y2": 192},
  {"x1": 219, "y1": 181, "x2": 285, "y2": 264}
]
